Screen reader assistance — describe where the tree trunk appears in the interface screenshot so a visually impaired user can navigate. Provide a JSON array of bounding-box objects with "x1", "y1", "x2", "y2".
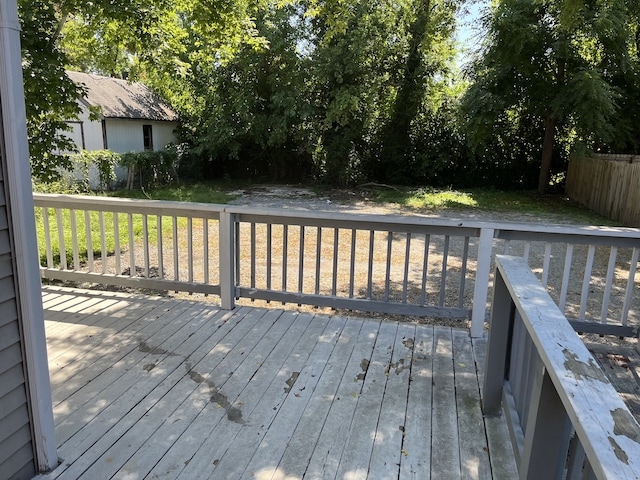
[
  {"x1": 376, "y1": 0, "x2": 431, "y2": 181},
  {"x1": 538, "y1": 110, "x2": 556, "y2": 194}
]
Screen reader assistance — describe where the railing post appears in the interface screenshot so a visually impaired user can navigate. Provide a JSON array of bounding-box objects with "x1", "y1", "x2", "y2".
[
  {"x1": 219, "y1": 210, "x2": 235, "y2": 310},
  {"x1": 471, "y1": 227, "x2": 494, "y2": 338},
  {"x1": 483, "y1": 261, "x2": 515, "y2": 416}
]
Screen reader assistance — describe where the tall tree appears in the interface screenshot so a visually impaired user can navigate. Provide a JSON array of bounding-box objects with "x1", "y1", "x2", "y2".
[
  {"x1": 190, "y1": 2, "x2": 313, "y2": 179},
  {"x1": 462, "y1": 0, "x2": 627, "y2": 193},
  {"x1": 19, "y1": 0, "x2": 85, "y2": 182},
  {"x1": 19, "y1": 0, "x2": 255, "y2": 181},
  {"x1": 375, "y1": 0, "x2": 458, "y2": 183}
]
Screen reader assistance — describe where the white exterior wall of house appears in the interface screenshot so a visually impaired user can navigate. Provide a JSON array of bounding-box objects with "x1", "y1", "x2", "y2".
[
  {"x1": 66, "y1": 103, "x2": 104, "y2": 151},
  {"x1": 66, "y1": 113, "x2": 178, "y2": 189},
  {"x1": 103, "y1": 118, "x2": 177, "y2": 153}
]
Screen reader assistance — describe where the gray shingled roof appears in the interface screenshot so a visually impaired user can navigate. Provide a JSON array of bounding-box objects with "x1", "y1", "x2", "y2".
[{"x1": 67, "y1": 71, "x2": 179, "y2": 122}]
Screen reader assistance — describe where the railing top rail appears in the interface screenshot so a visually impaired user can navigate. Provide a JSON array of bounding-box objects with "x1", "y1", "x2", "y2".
[
  {"x1": 226, "y1": 206, "x2": 483, "y2": 236},
  {"x1": 32, "y1": 193, "x2": 640, "y2": 242},
  {"x1": 495, "y1": 255, "x2": 640, "y2": 479},
  {"x1": 495, "y1": 224, "x2": 640, "y2": 247},
  {"x1": 32, "y1": 193, "x2": 224, "y2": 219}
]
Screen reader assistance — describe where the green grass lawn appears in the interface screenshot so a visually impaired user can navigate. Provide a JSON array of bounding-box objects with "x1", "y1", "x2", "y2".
[
  {"x1": 108, "y1": 181, "x2": 239, "y2": 204},
  {"x1": 370, "y1": 187, "x2": 614, "y2": 225}
]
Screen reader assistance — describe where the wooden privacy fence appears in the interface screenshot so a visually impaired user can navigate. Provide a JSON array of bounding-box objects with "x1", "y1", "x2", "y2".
[
  {"x1": 484, "y1": 256, "x2": 640, "y2": 479},
  {"x1": 33, "y1": 193, "x2": 640, "y2": 338},
  {"x1": 566, "y1": 153, "x2": 640, "y2": 227}
]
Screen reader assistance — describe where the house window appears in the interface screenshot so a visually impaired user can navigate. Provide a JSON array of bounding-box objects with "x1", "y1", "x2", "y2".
[{"x1": 143, "y1": 124, "x2": 153, "y2": 151}]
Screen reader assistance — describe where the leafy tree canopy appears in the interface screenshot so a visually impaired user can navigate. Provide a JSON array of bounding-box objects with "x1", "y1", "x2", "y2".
[{"x1": 461, "y1": 0, "x2": 633, "y2": 192}]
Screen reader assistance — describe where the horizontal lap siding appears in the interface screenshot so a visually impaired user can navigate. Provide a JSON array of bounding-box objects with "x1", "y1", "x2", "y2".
[{"x1": 0, "y1": 168, "x2": 35, "y2": 479}]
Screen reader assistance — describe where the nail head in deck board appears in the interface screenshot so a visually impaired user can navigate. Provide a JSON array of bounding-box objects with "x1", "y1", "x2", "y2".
[{"x1": 44, "y1": 286, "x2": 517, "y2": 479}]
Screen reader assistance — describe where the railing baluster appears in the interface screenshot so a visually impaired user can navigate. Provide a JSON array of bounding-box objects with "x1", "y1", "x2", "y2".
[
  {"x1": 332, "y1": 228, "x2": 338, "y2": 297},
  {"x1": 600, "y1": 246, "x2": 618, "y2": 324},
  {"x1": 523, "y1": 241, "x2": 531, "y2": 263},
  {"x1": 187, "y1": 217, "x2": 193, "y2": 284},
  {"x1": 202, "y1": 218, "x2": 208, "y2": 286},
  {"x1": 315, "y1": 227, "x2": 322, "y2": 296},
  {"x1": 218, "y1": 211, "x2": 235, "y2": 309},
  {"x1": 458, "y1": 236, "x2": 470, "y2": 309},
  {"x1": 156, "y1": 215, "x2": 162, "y2": 280},
  {"x1": 56, "y1": 208, "x2": 67, "y2": 270},
  {"x1": 559, "y1": 244, "x2": 574, "y2": 313},
  {"x1": 234, "y1": 222, "x2": 240, "y2": 297},
  {"x1": 142, "y1": 214, "x2": 149, "y2": 277},
  {"x1": 172, "y1": 216, "x2": 179, "y2": 282},
  {"x1": 384, "y1": 231, "x2": 392, "y2": 302},
  {"x1": 565, "y1": 434, "x2": 587, "y2": 480},
  {"x1": 128, "y1": 213, "x2": 135, "y2": 277},
  {"x1": 439, "y1": 235, "x2": 450, "y2": 307},
  {"x1": 541, "y1": 242, "x2": 552, "y2": 288},
  {"x1": 282, "y1": 224, "x2": 288, "y2": 299},
  {"x1": 42, "y1": 207, "x2": 53, "y2": 268},
  {"x1": 266, "y1": 223, "x2": 272, "y2": 295},
  {"x1": 99, "y1": 211, "x2": 106, "y2": 274},
  {"x1": 250, "y1": 222, "x2": 256, "y2": 290},
  {"x1": 85, "y1": 210, "x2": 93, "y2": 272},
  {"x1": 298, "y1": 225, "x2": 305, "y2": 298},
  {"x1": 402, "y1": 233, "x2": 411, "y2": 303},
  {"x1": 349, "y1": 229, "x2": 356, "y2": 299},
  {"x1": 621, "y1": 247, "x2": 639, "y2": 327},
  {"x1": 70, "y1": 209, "x2": 79, "y2": 270},
  {"x1": 367, "y1": 230, "x2": 375, "y2": 300},
  {"x1": 420, "y1": 234, "x2": 431, "y2": 305},
  {"x1": 579, "y1": 245, "x2": 596, "y2": 321},
  {"x1": 114, "y1": 213, "x2": 121, "y2": 275}
]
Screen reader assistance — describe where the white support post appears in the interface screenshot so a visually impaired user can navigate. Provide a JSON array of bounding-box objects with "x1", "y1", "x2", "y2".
[
  {"x1": 219, "y1": 210, "x2": 236, "y2": 310},
  {"x1": 471, "y1": 227, "x2": 494, "y2": 337},
  {"x1": 0, "y1": 0, "x2": 58, "y2": 472}
]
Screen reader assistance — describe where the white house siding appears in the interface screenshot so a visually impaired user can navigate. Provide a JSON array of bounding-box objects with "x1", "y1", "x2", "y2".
[
  {"x1": 60, "y1": 105, "x2": 104, "y2": 153},
  {"x1": 103, "y1": 118, "x2": 178, "y2": 153}
]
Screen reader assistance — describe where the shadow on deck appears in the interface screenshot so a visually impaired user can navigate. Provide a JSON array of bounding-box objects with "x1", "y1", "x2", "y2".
[{"x1": 42, "y1": 285, "x2": 516, "y2": 480}]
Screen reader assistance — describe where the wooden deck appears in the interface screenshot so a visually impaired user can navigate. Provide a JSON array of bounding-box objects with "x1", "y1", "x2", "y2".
[{"x1": 41, "y1": 285, "x2": 516, "y2": 480}]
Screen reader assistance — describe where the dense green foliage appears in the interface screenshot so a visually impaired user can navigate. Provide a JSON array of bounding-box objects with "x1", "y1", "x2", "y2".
[
  {"x1": 17, "y1": 0, "x2": 640, "y2": 191},
  {"x1": 120, "y1": 148, "x2": 180, "y2": 188}
]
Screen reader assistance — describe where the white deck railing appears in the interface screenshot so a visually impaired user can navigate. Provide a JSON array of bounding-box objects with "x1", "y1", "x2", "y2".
[
  {"x1": 484, "y1": 256, "x2": 640, "y2": 479},
  {"x1": 33, "y1": 193, "x2": 640, "y2": 338}
]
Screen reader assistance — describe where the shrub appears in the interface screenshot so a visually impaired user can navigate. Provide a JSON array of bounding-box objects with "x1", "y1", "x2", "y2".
[{"x1": 120, "y1": 147, "x2": 180, "y2": 189}]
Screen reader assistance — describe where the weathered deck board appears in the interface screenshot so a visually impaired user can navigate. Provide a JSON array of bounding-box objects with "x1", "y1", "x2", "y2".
[{"x1": 41, "y1": 286, "x2": 513, "y2": 480}]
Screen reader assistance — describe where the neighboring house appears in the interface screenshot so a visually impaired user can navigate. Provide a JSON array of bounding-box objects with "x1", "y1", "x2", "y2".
[
  {"x1": 1, "y1": 2, "x2": 58, "y2": 479},
  {"x1": 66, "y1": 70, "x2": 179, "y2": 154}
]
